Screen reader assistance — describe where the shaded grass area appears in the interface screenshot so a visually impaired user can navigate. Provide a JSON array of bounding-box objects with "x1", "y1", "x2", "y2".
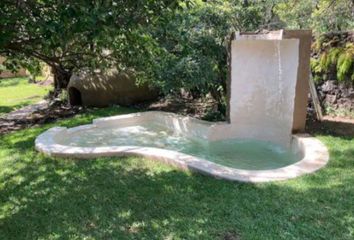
[
  {"x1": 0, "y1": 77, "x2": 51, "y2": 115},
  {"x1": 0, "y1": 106, "x2": 353, "y2": 239}
]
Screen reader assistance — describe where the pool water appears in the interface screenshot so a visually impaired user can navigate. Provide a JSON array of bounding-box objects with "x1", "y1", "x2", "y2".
[{"x1": 57, "y1": 124, "x2": 300, "y2": 170}]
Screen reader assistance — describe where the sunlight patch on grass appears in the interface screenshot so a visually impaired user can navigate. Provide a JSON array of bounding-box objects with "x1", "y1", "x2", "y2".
[{"x1": 0, "y1": 77, "x2": 51, "y2": 115}]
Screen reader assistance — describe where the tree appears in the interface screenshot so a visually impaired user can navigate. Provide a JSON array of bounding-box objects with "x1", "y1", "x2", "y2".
[
  {"x1": 124, "y1": 0, "x2": 273, "y2": 115},
  {"x1": 0, "y1": 0, "x2": 187, "y2": 95},
  {"x1": 275, "y1": 0, "x2": 354, "y2": 33}
]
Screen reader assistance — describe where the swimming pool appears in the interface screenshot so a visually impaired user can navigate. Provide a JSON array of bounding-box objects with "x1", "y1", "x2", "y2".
[{"x1": 36, "y1": 112, "x2": 329, "y2": 182}]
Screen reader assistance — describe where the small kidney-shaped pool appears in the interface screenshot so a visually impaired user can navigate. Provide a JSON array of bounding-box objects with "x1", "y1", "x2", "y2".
[{"x1": 35, "y1": 112, "x2": 329, "y2": 182}]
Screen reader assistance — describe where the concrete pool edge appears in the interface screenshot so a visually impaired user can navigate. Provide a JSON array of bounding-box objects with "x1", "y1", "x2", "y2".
[{"x1": 35, "y1": 112, "x2": 329, "y2": 183}]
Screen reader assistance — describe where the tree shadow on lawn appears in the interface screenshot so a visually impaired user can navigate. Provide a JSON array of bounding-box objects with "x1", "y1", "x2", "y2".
[
  {"x1": 0, "y1": 153, "x2": 354, "y2": 239},
  {"x1": 0, "y1": 106, "x2": 16, "y2": 115},
  {"x1": 0, "y1": 114, "x2": 353, "y2": 239},
  {"x1": 306, "y1": 118, "x2": 354, "y2": 140},
  {"x1": 0, "y1": 100, "x2": 35, "y2": 115},
  {"x1": 0, "y1": 77, "x2": 23, "y2": 87}
]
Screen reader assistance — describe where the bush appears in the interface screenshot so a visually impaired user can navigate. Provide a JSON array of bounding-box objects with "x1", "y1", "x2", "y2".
[
  {"x1": 311, "y1": 32, "x2": 354, "y2": 83},
  {"x1": 129, "y1": 0, "x2": 271, "y2": 115}
]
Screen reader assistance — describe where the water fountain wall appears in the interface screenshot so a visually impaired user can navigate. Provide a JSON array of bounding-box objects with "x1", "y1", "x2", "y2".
[
  {"x1": 209, "y1": 31, "x2": 312, "y2": 146},
  {"x1": 229, "y1": 37, "x2": 299, "y2": 145}
]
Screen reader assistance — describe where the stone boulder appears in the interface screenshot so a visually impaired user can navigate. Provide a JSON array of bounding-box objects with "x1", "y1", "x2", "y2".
[{"x1": 321, "y1": 80, "x2": 337, "y2": 93}]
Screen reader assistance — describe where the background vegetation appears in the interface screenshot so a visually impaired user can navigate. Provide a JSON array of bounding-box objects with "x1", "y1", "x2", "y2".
[
  {"x1": 0, "y1": 0, "x2": 353, "y2": 116},
  {"x1": 311, "y1": 32, "x2": 353, "y2": 83}
]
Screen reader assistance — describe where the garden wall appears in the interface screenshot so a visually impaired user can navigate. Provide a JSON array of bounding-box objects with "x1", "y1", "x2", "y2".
[{"x1": 317, "y1": 80, "x2": 354, "y2": 114}]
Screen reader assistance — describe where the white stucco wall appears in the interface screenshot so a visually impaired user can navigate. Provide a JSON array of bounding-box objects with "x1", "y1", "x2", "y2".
[{"x1": 210, "y1": 39, "x2": 300, "y2": 146}]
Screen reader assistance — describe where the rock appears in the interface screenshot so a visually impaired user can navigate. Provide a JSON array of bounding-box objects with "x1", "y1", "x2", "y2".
[
  {"x1": 339, "y1": 81, "x2": 353, "y2": 88},
  {"x1": 325, "y1": 94, "x2": 337, "y2": 104},
  {"x1": 348, "y1": 91, "x2": 354, "y2": 99},
  {"x1": 321, "y1": 80, "x2": 337, "y2": 93},
  {"x1": 341, "y1": 89, "x2": 350, "y2": 98},
  {"x1": 337, "y1": 98, "x2": 354, "y2": 110}
]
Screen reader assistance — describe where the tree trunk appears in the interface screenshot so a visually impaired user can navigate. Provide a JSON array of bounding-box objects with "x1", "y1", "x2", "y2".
[
  {"x1": 52, "y1": 67, "x2": 72, "y2": 97},
  {"x1": 209, "y1": 86, "x2": 226, "y2": 116}
]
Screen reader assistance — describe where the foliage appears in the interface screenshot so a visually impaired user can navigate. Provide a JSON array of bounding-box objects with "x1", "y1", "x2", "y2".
[
  {"x1": 275, "y1": 0, "x2": 354, "y2": 33},
  {"x1": 0, "y1": 0, "x2": 353, "y2": 111},
  {"x1": 0, "y1": 77, "x2": 51, "y2": 115},
  {"x1": 0, "y1": 57, "x2": 42, "y2": 77},
  {"x1": 337, "y1": 44, "x2": 354, "y2": 82},
  {"x1": 117, "y1": 0, "x2": 353, "y2": 112},
  {"x1": 0, "y1": 0, "x2": 188, "y2": 92},
  {"x1": 228, "y1": 0, "x2": 282, "y2": 31},
  {"x1": 134, "y1": 2, "x2": 230, "y2": 92},
  {"x1": 0, "y1": 0, "x2": 283, "y2": 105},
  {"x1": 0, "y1": 106, "x2": 353, "y2": 239},
  {"x1": 311, "y1": 32, "x2": 354, "y2": 83},
  {"x1": 127, "y1": 0, "x2": 275, "y2": 114}
]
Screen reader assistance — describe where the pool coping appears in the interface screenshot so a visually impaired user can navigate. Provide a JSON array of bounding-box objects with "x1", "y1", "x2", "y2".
[{"x1": 35, "y1": 112, "x2": 329, "y2": 183}]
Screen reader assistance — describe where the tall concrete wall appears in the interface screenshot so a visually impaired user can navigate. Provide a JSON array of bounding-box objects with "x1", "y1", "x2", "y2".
[
  {"x1": 212, "y1": 30, "x2": 311, "y2": 146},
  {"x1": 228, "y1": 38, "x2": 299, "y2": 144}
]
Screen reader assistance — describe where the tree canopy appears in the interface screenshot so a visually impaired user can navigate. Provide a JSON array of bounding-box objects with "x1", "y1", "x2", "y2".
[
  {"x1": 275, "y1": 0, "x2": 354, "y2": 33},
  {"x1": 0, "y1": 0, "x2": 353, "y2": 102},
  {"x1": 0, "y1": 0, "x2": 188, "y2": 92}
]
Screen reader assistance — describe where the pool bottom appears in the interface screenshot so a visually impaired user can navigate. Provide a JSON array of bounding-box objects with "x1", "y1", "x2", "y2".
[{"x1": 55, "y1": 124, "x2": 300, "y2": 171}]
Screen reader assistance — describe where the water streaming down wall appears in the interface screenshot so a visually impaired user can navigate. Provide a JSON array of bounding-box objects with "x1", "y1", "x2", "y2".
[{"x1": 209, "y1": 32, "x2": 301, "y2": 147}]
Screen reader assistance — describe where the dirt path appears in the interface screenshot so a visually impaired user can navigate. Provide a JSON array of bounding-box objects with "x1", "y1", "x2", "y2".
[
  {"x1": 0, "y1": 101, "x2": 81, "y2": 135},
  {"x1": 3, "y1": 100, "x2": 49, "y2": 121}
]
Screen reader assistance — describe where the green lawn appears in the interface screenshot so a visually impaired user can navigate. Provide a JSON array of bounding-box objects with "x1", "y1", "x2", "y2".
[
  {"x1": 0, "y1": 106, "x2": 353, "y2": 240},
  {"x1": 0, "y1": 77, "x2": 51, "y2": 115}
]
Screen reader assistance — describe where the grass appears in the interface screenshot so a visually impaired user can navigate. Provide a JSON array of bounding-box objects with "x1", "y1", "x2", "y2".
[
  {"x1": 0, "y1": 106, "x2": 353, "y2": 240},
  {"x1": 0, "y1": 77, "x2": 51, "y2": 115}
]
